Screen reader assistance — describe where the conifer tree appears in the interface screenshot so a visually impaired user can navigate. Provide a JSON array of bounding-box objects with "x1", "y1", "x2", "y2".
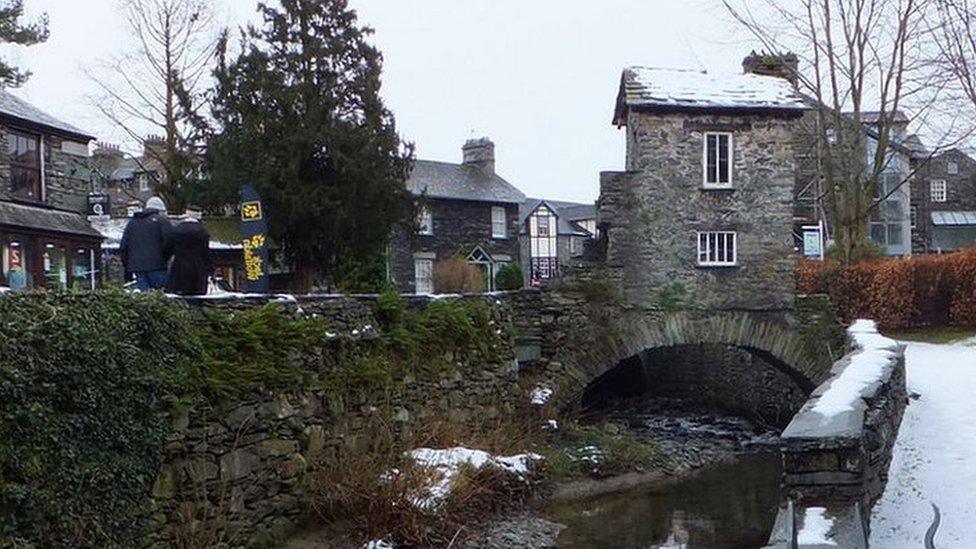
[
  {"x1": 206, "y1": 0, "x2": 415, "y2": 291},
  {"x1": 0, "y1": 0, "x2": 49, "y2": 88}
]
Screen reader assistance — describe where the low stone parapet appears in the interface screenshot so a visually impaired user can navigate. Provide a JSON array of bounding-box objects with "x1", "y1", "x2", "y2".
[{"x1": 779, "y1": 320, "x2": 907, "y2": 506}]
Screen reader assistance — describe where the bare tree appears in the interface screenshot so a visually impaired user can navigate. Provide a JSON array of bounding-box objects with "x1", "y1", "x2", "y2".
[
  {"x1": 724, "y1": 0, "x2": 960, "y2": 262},
  {"x1": 933, "y1": 1, "x2": 976, "y2": 112},
  {"x1": 89, "y1": 0, "x2": 216, "y2": 210}
]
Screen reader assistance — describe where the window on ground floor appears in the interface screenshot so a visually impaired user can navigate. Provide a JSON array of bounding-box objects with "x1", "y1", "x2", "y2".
[
  {"x1": 414, "y1": 258, "x2": 433, "y2": 294},
  {"x1": 697, "y1": 231, "x2": 737, "y2": 266},
  {"x1": 870, "y1": 222, "x2": 905, "y2": 246},
  {"x1": 1, "y1": 237, "x2": 31, "y2": 290}
]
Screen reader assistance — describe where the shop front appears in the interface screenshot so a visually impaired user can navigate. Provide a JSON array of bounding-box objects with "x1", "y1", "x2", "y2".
[{"x1": 0, "y1": 201, "x2": 103, "y2": 290}]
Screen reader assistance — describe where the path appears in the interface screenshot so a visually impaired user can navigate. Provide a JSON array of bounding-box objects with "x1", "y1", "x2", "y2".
[{"x1": 870, "y1": 339, "x2": 976, "y2": 547}]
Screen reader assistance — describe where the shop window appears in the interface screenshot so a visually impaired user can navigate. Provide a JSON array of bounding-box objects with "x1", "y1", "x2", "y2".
[
  {"x1": 44, "y1": 243, "x2": 67, "y2": 289},
  {"x1": 2, "y1": 238, "x2": 30, "y2": 291},
  {"x1": 73, "y1": 247, "x2": 95, "y2": 290}
]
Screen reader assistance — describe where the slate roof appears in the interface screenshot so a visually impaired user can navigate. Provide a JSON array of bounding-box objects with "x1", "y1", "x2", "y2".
[
  {"x1": 614, "y1": 67, "x2": 808, "y2": 123},
  {"x1": 520, "y1": 198, "x2": 596, "y2": 237},
  {"x1": 0, "y1": 201, "x2": 103, "y2": 239},
  {"x1": 932, "y1": 211, "x2": 976, "y2": 226},
  {"x1": 0, "y1": 89, "x2": 95, "y2": 141},
  {"x1": 408, "y1": 160, "x2": 525, "y2": 204},
  {"x1": 857, "y1": 111, "x2": 910, "y2": 124}
]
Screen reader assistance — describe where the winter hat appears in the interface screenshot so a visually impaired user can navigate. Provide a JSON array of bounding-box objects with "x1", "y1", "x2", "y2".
[{"x1": 145, "y1": 196, "x2": 167, "y2": 213}]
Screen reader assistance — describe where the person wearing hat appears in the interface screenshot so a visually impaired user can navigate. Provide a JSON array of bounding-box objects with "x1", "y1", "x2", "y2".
[
  {"x1": 166, "y1": 205, "x2": 211, "y2": 296},
  {"x1": 119, "y1": 196, "x2": 173, "y2": 291}
]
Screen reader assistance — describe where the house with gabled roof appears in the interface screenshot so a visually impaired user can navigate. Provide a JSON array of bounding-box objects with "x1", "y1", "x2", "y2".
[
  {"x1": 0, "y1": 89, "x2": 102, "y2": 291},
  {"x1": 519, "y1": 198, "x2": 596, "y2": 285},
  {"x1": 388, "y1": 137, "x2": 526, "y2": 293}
]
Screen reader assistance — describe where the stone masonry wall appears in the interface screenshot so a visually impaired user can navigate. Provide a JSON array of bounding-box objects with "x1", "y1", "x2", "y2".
[
  {"x1": 0, "y1": 125, "x2": 92, "y2": 212},
  {"x1": 779, "y1": 323, "x2": 907, "y2": 507},
  {"x1": 600, "y1": 111, "x2": 799, "y2": 310},
  {"x1": 148, "y1": 294, "x2": 525, "y2": 546}
]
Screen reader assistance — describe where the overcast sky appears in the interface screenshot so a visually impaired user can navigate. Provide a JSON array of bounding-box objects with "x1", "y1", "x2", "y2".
[{"x1": 10, "y1": 0, "x2": 755, "y2": 203}]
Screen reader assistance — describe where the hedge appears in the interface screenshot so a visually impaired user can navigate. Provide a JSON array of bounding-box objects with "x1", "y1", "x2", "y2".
[
  {"x1": 797, "y1": 249, "x2": 976, "y2": 330},
  {"x1": 0, "y1": 291, "x2": 507, "y2": 547}
]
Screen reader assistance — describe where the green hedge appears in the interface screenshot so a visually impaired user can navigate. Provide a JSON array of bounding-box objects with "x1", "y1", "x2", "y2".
[
  {"x1": 0, "y1": 292, "x2": 199, "y2": 548},
  {"x1": 0, "y1": 291, "x2": 508, "y2": 547}
]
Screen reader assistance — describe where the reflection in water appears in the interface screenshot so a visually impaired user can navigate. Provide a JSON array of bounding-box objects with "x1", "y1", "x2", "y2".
[{"x1": 545, "y1": 451, "x2": 781, "y2": 549}]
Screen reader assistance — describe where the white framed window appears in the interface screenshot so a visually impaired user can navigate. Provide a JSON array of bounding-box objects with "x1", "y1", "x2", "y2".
[
  {"x1": 491, "y1": 206, "x2": 507, "y2": 238},
  {"x1": 414, "y1": 258, "x2": 433, "y2": 294},
  {"x1": 948, "y1": 162, "x2": 959, "y2": 175},
  {"x1": 418, "y1": 206, "x2": 433, "y2": 235},
  {"x1": 930, "y1": 179, "x2": 947, "y2": 202},
  {"x1": 910, "y1": 206, "x2": 918, "y2": 229},
  {"x1": 703, "y1": 132, "x2": 732, "y2": 187},
  {"x1": 697, "y1": 231, "x2": 737, "y2": 266}
]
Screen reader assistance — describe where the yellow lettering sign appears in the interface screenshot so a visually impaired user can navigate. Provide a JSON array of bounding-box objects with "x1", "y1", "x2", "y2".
[{"x1": 241, "y1": 201, "x2": 263, "y2": 221}]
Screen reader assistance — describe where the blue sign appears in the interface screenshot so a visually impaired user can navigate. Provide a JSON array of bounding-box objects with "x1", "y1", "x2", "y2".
[{"x1": 240, "y1": 185, "x2": 270, "y2": 293}]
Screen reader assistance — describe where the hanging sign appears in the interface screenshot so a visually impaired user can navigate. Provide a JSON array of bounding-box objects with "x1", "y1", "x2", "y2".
[{"x1": 240, "y1": 185, "x2": 270, "y2": 293}]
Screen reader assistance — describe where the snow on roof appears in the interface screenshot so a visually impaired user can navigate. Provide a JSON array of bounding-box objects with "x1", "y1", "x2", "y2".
[
  {"x1": 90, "y1": 216, "x2": 244, "y2": 250},
  {"x1": 615, "y1": 67, "x2": 808, "y2": 121}
]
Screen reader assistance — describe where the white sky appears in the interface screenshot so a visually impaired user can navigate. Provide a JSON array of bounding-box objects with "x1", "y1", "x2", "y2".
[{"x1": 10, "y1": 0, "x2": 755, "y2": 203}]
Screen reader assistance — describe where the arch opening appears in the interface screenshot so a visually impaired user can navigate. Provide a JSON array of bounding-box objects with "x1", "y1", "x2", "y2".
[{"x1": 582, "y1": 343, "x2": 812, "y2": 428}]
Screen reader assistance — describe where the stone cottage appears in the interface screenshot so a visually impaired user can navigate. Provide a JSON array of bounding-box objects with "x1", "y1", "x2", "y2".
[
  {"x1": 909, "y1": 148, "x2": 976, "y2": 253},
  {"x1": 0, "y1": 90, "x2": 102, "y2": 291},
  {"x1": 519, "y1": 198, "x2": 596, "y2": 285},
  {"x1": 598, "y1": 64, "x2": 808, "y2": 309},
  {"x1": 389, "y1": 138, "x2": 525, "y2": 293}
]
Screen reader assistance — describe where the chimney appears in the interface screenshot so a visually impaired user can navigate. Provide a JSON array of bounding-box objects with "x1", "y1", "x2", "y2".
[
  {"x1": 462, "y1": 137, "x2": 495, "y2": 175},
  {"x1": 742, "y1": 51, "x2": 799, "y2": 85},
  {"x1": 143, "y1": 134, "x2": 167, "y2": 163}
]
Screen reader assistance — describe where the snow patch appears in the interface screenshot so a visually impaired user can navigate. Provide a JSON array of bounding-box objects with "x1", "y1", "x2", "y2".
[
  {"x1": 797, "y1": 507, "x2": 836, "y2": 545},
  {"x1": 530, "y1": 386, "x2": 553, "y2": 406},
  {"x1": 624, "y1": 66, "x2": 808, "y2": 111},
  {"x1": 405, "y1": 447, "x2": 541, "y2": 510},
  {"x1": 811, "y1": 320, "x2": 899, "y2": 417},
  {"x1": 362, "y1": 540, "x2": 395, "y2": 549},
  {"x1": 543, "y1": 419, "x2": 559, "y2": 431}
]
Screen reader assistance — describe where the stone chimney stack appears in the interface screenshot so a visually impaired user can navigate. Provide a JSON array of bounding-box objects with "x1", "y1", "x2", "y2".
[
  {"x1": 462, "y1": 137, "x2": 495, "y2": 175},
  {"x1": 742, "y1": 51, "x2": 799, "y2": 85},
  {"x1": 143, "y1": 134, "x2": 167, "y2": 163}
]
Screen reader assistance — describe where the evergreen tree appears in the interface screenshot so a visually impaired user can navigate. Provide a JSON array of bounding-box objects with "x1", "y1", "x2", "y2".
[
  {"x1": 206, "y1": 0, "x2": 415, "y2": 291},
  {"x1": 0, "y1": 0, "x2": 49, "y2": 88}
]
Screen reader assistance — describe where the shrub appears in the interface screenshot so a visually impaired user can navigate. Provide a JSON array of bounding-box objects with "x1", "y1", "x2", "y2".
[
  {"x1": 797, "y1": 249, "x2": 976, "y2": 330},
  {"x1": 433, "y1": 258, "x2": 484, "y2": 294},
  {"x1": 494, "y1": 263, "x2": 524, "y2": 291},
  {"x1": 0, "y1": 291, "x2": 200, "y2": 548}
]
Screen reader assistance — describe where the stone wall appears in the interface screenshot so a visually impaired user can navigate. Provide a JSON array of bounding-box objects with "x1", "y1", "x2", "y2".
[
  {"x1": 388, "y1": 198, "x2": 521, "y2": 292},
  {"x1": 778, "y1": 322, "x2": 907, "y2": 507},
  {"x1": 149, "y1": 293, "x2": 526, "y2": 546},
  {"x1": 599, "y1": 111, "x2": 799, "y2": 310},
  {"x1": 0, "y1": 125, "x2": 93, "y2": 211}
]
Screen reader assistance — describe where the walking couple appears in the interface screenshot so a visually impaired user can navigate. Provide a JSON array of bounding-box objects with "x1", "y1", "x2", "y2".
[{"x1": 118, "y1": 197, "x2": 211, "y2": 295}]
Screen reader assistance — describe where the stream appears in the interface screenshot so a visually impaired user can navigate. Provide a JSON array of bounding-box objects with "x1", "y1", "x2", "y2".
[{"x1": 543, "y1": 399, "x2": 784, "y2": 548}]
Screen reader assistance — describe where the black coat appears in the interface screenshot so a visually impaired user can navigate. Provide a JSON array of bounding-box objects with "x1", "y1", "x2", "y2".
[
  {"x1": 165, "y1": 221, "x2": 211, "y2": 296},
  {"x1": 119, "y1": 210, "x2": 172, "y2": 272}
]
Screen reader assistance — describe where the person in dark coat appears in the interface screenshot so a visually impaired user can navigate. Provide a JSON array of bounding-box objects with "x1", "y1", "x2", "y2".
[
  {"x1": 166, "y1": 205, "x2": 211, "y2": 296},
  {"x1": 119, "y1": 196, "x2": 172, "y2": 291}
]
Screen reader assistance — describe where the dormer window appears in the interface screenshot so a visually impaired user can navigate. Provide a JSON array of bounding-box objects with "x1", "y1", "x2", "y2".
[
  {"x1": 703, "y1": 132, "x2": 732, "y2": 187},
  {"x1": 8, "y1": 129, "x2": 42, "y2": 201}
]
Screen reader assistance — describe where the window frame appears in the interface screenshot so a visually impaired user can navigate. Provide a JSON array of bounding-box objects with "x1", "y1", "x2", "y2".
[
  {"x1": 930, "y1": 179, "x2": 948, "y2": 203},
  {"x1": 948, "y1": 161, "x2": 959, "y2": 175},
  {"x1": 696, "y1": 231, "x2": 738, "y2": 267},
  {"x1": 417, "y1": 206, "x2": 433, "y2": 236},
  {"x1": 910, "y1": 205, "x2": 918, "y2": 229},
  {"x1": 7, "y1": 128, "x2": 43, "y2": 202},
  {"x1": 414, "y1": 258, "x2": 433, "y2": 294},
  {"x1": 491, "y1": 206, "x2": 507, "y2": 239},
  {"x1": 702, "y1": 132, "x2": 733, "y2": 188}
]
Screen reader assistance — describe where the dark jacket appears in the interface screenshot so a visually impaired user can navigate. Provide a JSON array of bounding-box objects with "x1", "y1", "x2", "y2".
[
  {"x1": 119, "y1": 210, "x2": 172, "y2": 273},
  {"x1": 165, "y1": 220, "x2": 211, "y2": 296}
]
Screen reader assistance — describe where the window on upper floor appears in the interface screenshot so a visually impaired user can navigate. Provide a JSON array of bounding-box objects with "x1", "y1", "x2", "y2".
[
  {"x1": 418, "y1": 206, "x2": 433, "y2": 235},
  {"x1": 703, "y1": 133, "x2": 732, "y2": 187},
  {"x1": 491, "y1": 206, "x2": 507, "y2": 238},
  {"x1": 697, "y1": 231, "x2": 737, "y2": 267},
  {"x1": 931, "y1": 179, "x2": 947, "y2": 202},
  {"x1": 138, "y1": 173, "x2": 150, "y2": 192},
  {"x1": 948, "y1": 162, "x2": 959, "y2": 175},
  {"x1": 8, "y1": 129, "x2": 42, "y2": 202}
]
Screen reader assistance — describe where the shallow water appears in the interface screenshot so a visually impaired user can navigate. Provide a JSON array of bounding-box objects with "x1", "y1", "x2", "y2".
[{"x1": 544, "y1": 451, "x2": 782, "y2": 549}]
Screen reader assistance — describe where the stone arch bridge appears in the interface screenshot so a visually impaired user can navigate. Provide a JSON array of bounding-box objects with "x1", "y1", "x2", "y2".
[{"x1": 505, "y1": 288, "x2": 845, "y2": 414}]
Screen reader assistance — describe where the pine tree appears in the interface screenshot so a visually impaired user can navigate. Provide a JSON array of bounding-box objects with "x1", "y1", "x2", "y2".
[
  {"x1": 205, "y1": 0, "x2": 415, "y2": 291},
  {"x1": 0, "y1": 0, "x2": 49, "y2": 88}
]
